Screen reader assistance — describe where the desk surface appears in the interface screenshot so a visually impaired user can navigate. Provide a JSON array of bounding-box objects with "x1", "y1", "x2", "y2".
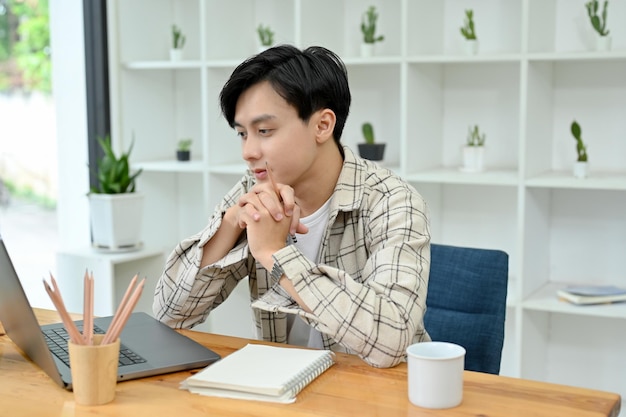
[{"x1": 0, "y1": 309, "x2": 621, "y2": 417}]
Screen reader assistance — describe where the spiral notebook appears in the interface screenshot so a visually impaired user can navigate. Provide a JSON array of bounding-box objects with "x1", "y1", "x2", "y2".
[{"x1": 181, "y1": 343, "x2": 335, "y2": 403}]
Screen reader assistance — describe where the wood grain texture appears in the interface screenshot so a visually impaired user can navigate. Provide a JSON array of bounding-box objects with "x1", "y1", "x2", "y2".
[{"x1": 0, "y1": 309, "x2": 620, "y2": 417}]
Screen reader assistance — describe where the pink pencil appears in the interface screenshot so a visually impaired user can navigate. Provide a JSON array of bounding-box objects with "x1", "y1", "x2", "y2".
[
  {"x1": 43, "y1": 278, "x2": 83, "y2": 344},
  {"x1": 103, "y1": 277, "x2": 145, "y2": 344}
]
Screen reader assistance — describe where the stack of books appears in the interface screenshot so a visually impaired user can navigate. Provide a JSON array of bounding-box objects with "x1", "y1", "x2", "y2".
[{"x1": 557, "y1": 285, "x2": 626, "y2": 305}]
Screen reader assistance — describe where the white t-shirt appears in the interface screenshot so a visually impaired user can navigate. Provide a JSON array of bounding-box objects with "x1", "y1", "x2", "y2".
[{"x1": 286, "y1": 197, "x2": 332, "y2": 348}]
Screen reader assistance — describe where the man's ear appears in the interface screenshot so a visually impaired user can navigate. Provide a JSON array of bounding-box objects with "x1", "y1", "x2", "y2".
[{"x1": 313, "y1": 109, "x2": 336, "y2": 144}]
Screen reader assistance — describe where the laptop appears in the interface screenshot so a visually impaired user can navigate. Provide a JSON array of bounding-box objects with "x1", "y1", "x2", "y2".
[{"x1": 0, "y1": 235, "x2": 220, "y2": 390}]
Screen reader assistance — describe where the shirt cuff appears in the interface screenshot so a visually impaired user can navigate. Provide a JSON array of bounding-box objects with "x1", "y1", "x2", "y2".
[{"x1": 251, "y1": 246, "x2": 319, "y2": 322}]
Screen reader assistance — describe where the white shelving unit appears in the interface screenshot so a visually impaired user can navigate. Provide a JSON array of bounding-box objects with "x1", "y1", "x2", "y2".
[
  {"x1": 57, "y1": 247, "x2": 165, "y2": 317},
  {"x1": 105, "y1": 0, "x2": 626, "y2": 406}
]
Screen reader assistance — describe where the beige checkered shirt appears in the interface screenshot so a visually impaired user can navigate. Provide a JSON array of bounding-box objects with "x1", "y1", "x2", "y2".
[{"x1": 153, "y1": 146, "x2": 431, "y2": 368}]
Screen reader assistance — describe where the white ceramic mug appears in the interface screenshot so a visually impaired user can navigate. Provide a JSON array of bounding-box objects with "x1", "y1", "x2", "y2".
[{"x1": 406, "y1": 341, "x2": 466, "y2": 409}]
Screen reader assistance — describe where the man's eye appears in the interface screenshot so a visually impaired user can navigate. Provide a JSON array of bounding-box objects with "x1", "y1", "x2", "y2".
[
  {"x1": 259, "y1": 129, "x2": 272, "y2": 136},
  {"x1": 236, "y1": 131, "x2": 246, "y2": 139}
]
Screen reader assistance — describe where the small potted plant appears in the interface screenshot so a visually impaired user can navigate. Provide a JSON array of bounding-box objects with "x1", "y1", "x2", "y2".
[
  {"x1": 585, "y1": 0, "x2": 611, "y2": 51},
  {"x1": 88, "y1": 135, "x2": 144, "y2": 250},
  {"x1": 570, "y1": 120, "x2": 589, "y2": 178},
  {"x1": 170, "y1": 24, "x2": 186, "y2": 61},
  {"x1": 360, "y1": 5, "x2": 384, "y2": 57},
  {"x1": 176, "y1": 138, "x2": 192, "y2": 161},
  {"x1": 357, "y1": 122, "x2": 385, "y2": 161},
  {"x1": 460, "y1": 9, "x2": 478, "y2": 55},
  {"x1": 257, "y1": 24, "x2": 275, "y2": 52},
  {"x1": 461, "y1": 125, "x2": 486, "y2": 172}
]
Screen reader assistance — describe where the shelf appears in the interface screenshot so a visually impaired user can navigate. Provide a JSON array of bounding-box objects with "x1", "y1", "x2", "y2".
[
  {"x1": 525, "y1": 171, "x2": 626, "y2": 190},
  {"x1": 57, "y1": 246, "x2": 165, "y2": 317},
  {"x1": 527, "y1": 51, "x2": 626, "y2": 63},
  {"x1": 407, "y1": 53, "x2": 523, "y2": 64},
  {"x1": 405, "y1": 168, "x2": 518, "y2": 186},
  {"x1": 205, "y1": 59, "x2": 247, "y2": 69},
  {"x1": 523, "y1": 282, "x2": 626, "y2": 320},
  {"x1": 342, "y1": 56, "x2": 403, "y2": 66},
  {"x1": 124, "y1": 60, "x2": 203, "y2": 70},
  {"x1": 107, "y1": 0, "x2": 626, "y2": 398},
  {"x1": 134, "y1": 160, "x2": 208, "y2": 173},
  {"x1": 57, "y1": 245, "x2": 164, "y2": 264},
  {"x1": 208, "y1": 163, "x2": 248, "y2": 175}
]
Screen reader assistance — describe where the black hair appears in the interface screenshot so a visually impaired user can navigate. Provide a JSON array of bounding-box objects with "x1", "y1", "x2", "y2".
[{"x1": 219, "y1": 45, "x2": 351, "y2": 149}]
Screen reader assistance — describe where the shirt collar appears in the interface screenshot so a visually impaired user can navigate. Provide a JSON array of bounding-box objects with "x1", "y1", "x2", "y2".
[{"x1": 330, "y1": 146, "x2": 369, "y2": 213}]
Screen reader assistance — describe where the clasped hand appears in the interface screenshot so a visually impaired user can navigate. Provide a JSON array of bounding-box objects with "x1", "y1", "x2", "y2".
[{"x1": 236, "y1": 182, "x2": 307, "y2": 267}]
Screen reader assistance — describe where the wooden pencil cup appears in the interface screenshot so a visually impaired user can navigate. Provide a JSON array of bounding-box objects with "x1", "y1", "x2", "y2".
[{"x1": 68, "y1": 334, "x2": 120, "y2": 405}]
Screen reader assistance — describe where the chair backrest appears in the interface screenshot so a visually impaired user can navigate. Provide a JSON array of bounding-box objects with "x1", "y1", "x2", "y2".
[{"x1": 424, "y1": 243, "x2": 509, "y2": 374}]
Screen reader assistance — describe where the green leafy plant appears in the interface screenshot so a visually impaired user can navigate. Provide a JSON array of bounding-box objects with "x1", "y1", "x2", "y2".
[
  {"x1": 460, "y1": 9, "x2": 477, "y2": 40},
  {"x1": 177, "y1": 138, "x2": 192, "y2": 151},
  {"x1": 361, "y1": 6, "x2": 384, "y2": 44},
  {"x1": 172, "y1": 24, "x2": 186, "y2": 49},
  {"x1": 466, "y1": 125, "x2": 485, "y2": 146},
  {"x1": 1, "y1": 0, "x2": 51, "y2": 93},
  {"x1": 257, "y1": 24, "x2": 275, "y2": 47},
  {"x1": 362, "y1": 122, "x2": 376, "y2": 144},
  {"x1": 570, "y1": 121, "x2": 588, "y2": 162},
  {"x1": 90, "y1": 136, "x2": 142, "y2": 194},
  {"x1": 585, "y1": 0, "x2": 610, "y2": 37}
]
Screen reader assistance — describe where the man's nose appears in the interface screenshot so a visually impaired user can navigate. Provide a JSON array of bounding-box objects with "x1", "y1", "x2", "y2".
[{"x1": 242, "y1": 135, "x2": 261, "y2": 160}]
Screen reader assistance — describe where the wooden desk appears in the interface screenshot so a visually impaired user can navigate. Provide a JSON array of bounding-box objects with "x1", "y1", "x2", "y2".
[{"x1": 0, "y1": 309, "x2": 621, "y2": 417}]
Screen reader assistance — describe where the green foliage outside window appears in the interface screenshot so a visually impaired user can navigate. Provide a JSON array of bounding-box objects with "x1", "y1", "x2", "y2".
[
  {"x1": 0, "y1": 3, "x2": 11, "y2": 61},
  {"x1": 0, "y1": 0, "x2": 51, "y2": 94}
]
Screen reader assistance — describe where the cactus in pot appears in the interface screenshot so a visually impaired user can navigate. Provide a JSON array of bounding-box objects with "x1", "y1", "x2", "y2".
[
  {"x1": 460, "y1": 9, "x2": 478, "y2": 54},
  {"x1": 362, "y1": 122, "x2": 375, "y2": 144},
  {"x1": 466, "y1": 125, "x2": 485, "y2": 147},
  {"x1": 461, "y1": 125, "x2": 486, "y2": 172},
  {"x1": 257, "y1": 24, "x2": 275, "y2": 50},
  {"x1": 460, "y1": 9, "x2": 477, "y2": 40},
  {"x1": 358, "y1": 122, "x2": 385, "y2": 161},
  {"x1": 571, "y1": 120, "x2": 589, "y2": 179},
  {"x1": 170, "y1": 24, "x2": 186, "y2": 60},
  {"x1": 585, "y1": 0, "x2": 610, "y2": 37},
  {"x1": 585, "y1": 0, "x2": 611, "y2": 50},
  {"x1": 360, "y1": 5, "x2": 384, "y2": 57},
  {"x1": 361, "y1": 6, "x2": 384, "y2": 44},
  {"x1": 570, "y1": 121, "x2": 588, "y2": 162}
]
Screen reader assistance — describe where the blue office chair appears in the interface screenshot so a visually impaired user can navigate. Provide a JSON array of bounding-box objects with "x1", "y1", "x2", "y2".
[{"x1": 424, "y1": 243, "x2": 509, "y2": 374}]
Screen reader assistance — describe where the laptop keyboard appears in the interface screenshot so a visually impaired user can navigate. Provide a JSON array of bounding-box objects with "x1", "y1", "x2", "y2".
[{"x1": 43, "y1": 325, "x2": 147, "y2": 368}]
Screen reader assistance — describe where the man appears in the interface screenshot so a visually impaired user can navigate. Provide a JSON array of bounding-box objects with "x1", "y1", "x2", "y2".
[{"x1": 153, "y1": 45, "x2": 431, "y2": 368}]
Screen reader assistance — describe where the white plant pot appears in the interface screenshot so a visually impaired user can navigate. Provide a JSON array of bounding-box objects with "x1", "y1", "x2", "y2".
[
  {"x1": 460, "y1": 146, "x2": 485, "y2": 173},
  {"x1": 169, "y1": 48, "x2": 183, "y2": 61},
  {"x1": 464, "y1": 39, "x2": 479, "y2": 55},
  {"x1": 573, "y1": 161, "x2": 589, "y2": 179},
  {"x1": 89, "y1": 193, "x2": 144, "y2": 251},
  {"x1": 361, "y1": 43, "x2": 376, "y2": 58},
  {"x1": 595, "y1": 36, "x2": 612, "y2": 52}
]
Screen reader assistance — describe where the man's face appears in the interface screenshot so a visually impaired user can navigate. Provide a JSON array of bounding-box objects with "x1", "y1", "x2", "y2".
[{"x1": 234, "y1": 81, "x2": 318, "y2": 188}]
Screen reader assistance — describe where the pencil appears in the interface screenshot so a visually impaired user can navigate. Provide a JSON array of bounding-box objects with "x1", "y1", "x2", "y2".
[
  {"x1": 104, "y1": 274, "x2": 137, "y2": 340},
  {"x1": 43, "y1": 277, "x2": 83, "y2": 344},
  {"x1": 82, "y1": 271, "x2": 93, "y2": 345},
  {"x1": 102, "y1": 277, "x2": 145, "y2": 345}
]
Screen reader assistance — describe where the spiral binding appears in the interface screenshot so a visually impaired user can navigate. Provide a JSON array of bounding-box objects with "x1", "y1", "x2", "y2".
[{"x1": 281, "y1": 351, "x2": 335, "y2": 398}]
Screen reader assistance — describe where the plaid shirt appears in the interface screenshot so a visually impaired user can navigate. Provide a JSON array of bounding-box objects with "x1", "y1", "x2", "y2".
[{"x1": 153, "y1": 147, "x2": 431, "y2": 368}]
